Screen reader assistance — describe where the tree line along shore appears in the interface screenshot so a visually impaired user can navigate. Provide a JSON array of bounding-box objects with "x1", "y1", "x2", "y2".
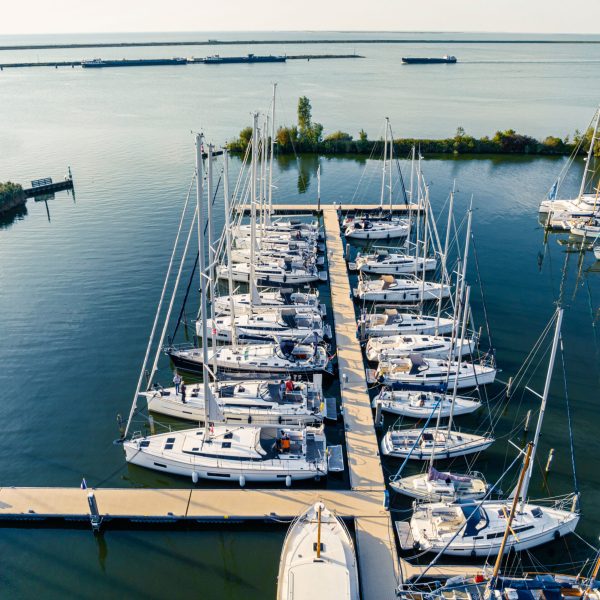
[{"x1": 228, "y1": 96, "x2": 599, "y2": 158}]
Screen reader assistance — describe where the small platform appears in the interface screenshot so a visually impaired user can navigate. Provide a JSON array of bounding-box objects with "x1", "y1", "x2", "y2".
[{"x1": 395, "y1": 520, "x2": 415, "y2": 550}]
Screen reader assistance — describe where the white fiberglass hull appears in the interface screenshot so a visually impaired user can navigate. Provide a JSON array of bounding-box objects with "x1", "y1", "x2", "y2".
[
  {"x1": 213, "y1": 291, "x2": 323, "y2": 316},
  {"x1": 144, "y1": 382, "x2": 323, "y2": 425},
  {"x1": 365, "y1": 335, "x2": 475, "y2": 362},
  {"x1": 539, "y1": 197, "x2": 597, "y2": 216},
  {"x1": 124, "y1": 426, "x2": 328, "y2": 483},
  {"x1": 345, "y1": 221, "x2": 409, "y2": 240},
  {"x1": 381, "y1": 428, "x2": 494, "y2": 460},
  {"x1": 277, "y1": 502, "x2": 360, "y2": 600},
  {"x1": 377, "y1": 361, "x2": 497, "y2": 390},
  {"x1": 373, "y1": 390, "x2": 481, "y2": 418},
  {"x1": 355, "y1": 255, "x2": 437, "y2": 275},
  {"x1": 217, "y1": 264, "x2": 324, "y2": 286},
  {"x1": 354, "y1": 280, "x2": 451, "y2": 303},
  {"x1": 410, "y1": 500, "x2": 579, "y2": 556},
  {"x1": 390, "y1": 472, "x2": 488, "y2": 502},
  {"x1": 360, "y1": 314, "x2": 455, "y2": 337},
  {"x1": 168, "y1": 344, "x2": 331, "y2": 375},
  {"x1": 201, "y1": 315, "x2": 328, "y2": 344}
]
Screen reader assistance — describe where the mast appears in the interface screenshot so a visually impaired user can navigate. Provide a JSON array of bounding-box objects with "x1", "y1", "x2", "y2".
[
  {"x1": 520, "y1": 308, "x2": 564, "y2": 502},
  {"x1": 413, "y1": 160, "x2": 422, "y2": 278},
  {"x1": 487, "y1": 442, "x2": 534, "y2": 593},
  {"x1": 388, "y1": 120, "x2": 393, "y2": 213},
  {"x1": 195, "y1": 134, "x2": 212, "y2": 434},
  {"x1": 380, "y1": 119, "x2": 388, "y2": 210},
  {"x1": 260, "y1": 118, "x2": 268, "y2": 239},
  {"x1": 578, "y1": 107, "x2": 600, "y2": 200},
  {"x1": 268, "y1": 83, "x2": 277, "y2": 224},
  {"x1": 436, "y1": 190, "x2": 454, "y2": 334},
  {"x1": 446, "y1": 285, "x2": 471, "y2": 434},
  {"x1": 249, "y1": 113, "x2": 259, "y2": 308},
  {"x1": 207, "y1": 143, "x2": 218, "y2": 373},
  {"x1": 418, "y1": 185, "x2": 430, "y2": 311},
  {"x1": 223, "y1": 147, "x2": 237, "y2": 347},
  {"x1": 406, "y1": 146, "x2": 415, "y2": 250},
  {"x1": 316, "y1": 504, "x2": 323, "y2": 559}
]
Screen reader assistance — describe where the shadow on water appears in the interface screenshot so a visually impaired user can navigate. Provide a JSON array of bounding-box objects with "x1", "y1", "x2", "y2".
[{"x1": 0, "y1": 202, "x2": 28, "y2": 229}]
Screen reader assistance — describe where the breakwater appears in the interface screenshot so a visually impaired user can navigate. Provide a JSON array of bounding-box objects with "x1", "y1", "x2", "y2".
[{"x1": 1, "y1": 38, "x2": 600, "y2": 51}]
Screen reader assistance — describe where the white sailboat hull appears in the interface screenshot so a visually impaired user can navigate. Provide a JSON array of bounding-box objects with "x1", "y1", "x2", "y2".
[
  {"x1": 355, "y1": 255, "x2": 437, "y2": 275},
  {"x1": 390, "y1": 472, "x2": 488, "y2": 502},
  {"x1": 410, "y1": 500, "x2": 579, "y2": 556},
  {"x1": 144, "y1": 382, "x2": 323, "y2": 425},
  {"x1": 277, "y1": 503, "x2": 360, "y2": 600},
  {"x1": 377, "y1": 361, "x2": 497, "y2": 390},
  {"x1": 124, "y1": 426, "x2": 328, "y2": 483},
  {"x1": 381, "y1": 428, "x2": 494, "y2": 460},
  {"x1": 365, "y1": 335, "x2": 475, "y2": 362},
  {"x1": 345, "y1": 221, "x2": 409, "y2": 240},
  {"x1": 373, "y1": 390, "x2": 481, "y2": 418},
  {"x1": 354, "y1": 280, "x2": 451, "y2": 303},
  {"x1": 360, "y1": 314, "x2": 455, "y2": 338}
]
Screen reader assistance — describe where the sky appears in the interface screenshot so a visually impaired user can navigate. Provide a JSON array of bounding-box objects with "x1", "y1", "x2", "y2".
[{"x1": 1, "y1": 0, "x2": 600, "y2": 36}]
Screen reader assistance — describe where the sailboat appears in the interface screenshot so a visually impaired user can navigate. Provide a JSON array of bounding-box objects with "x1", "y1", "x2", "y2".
[
  {"x1": 216, "y1": 258, "x2": 327, "y2": 285},
  {"x1": 167, "y1": 339, "x2": 331, "y2": 376},
  {"x1": 408, "y1": 309, "x2": 580, "y2": 557},
  {"x1": 390, "y1": 467, "x2": 488, "y2": 502},
  {"x1": 373, "y1": 388, "x2": 481, "y2": 418},
  {"x1": 358, "y1": 309, "x2": 455, "y2": 337},
  {"x1": 213, "y1": 288, "x2": 324, "y2": 316},
  {"x1": 353, "y1": 274, "x2": 451, "y2": 303},
  {"x1": 351, "y1": 248, "x2": 437, "y2": 275},
  {"x1": 365, "y1": 333, "x2": 475, "y2": 362},
  {"x1": 375, "y1": 353, "x2": 496, "y2": 389},
  {"x1": 145, "y1": 378, "x2": 326, "y2": 425},
  {"x1": 381, "y1": 427, "x2": 494, "y2": 460},
  {"x1": 540, "y1": 106, "x2": 600, "y2": 218},
  {"x1": 202, "y1": 310, "x2": 331, "y2": 344},
  {"x1": 277, "y1": 502, "x2": 360, "y2": 600},
  {"x1": 230, "y1": 245, "x2": 324, "y2": 267},
  {"x1": 344, "y1": 118, "x2": 409, "y2": 240}
]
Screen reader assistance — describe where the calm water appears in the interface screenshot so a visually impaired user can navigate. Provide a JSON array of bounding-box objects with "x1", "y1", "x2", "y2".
[{"x1": 1, "y1": 31, "x2": 600, "y2": 599}]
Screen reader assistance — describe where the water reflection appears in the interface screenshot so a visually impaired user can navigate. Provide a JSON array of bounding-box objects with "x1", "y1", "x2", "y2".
[
  {"x1": 95, "y1": 533, "x2": 108, "y2": 573},
  {"x1": 0, "y1": 202, "x2": 28, "y2": 229}
]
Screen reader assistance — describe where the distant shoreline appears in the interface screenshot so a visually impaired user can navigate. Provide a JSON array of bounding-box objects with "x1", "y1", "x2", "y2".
[{"x1": 2, "y1": 38, "x2": 600, "y2": 51}]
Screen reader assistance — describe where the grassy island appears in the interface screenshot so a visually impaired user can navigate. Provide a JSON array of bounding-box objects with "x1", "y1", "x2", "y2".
[
  {"x1": 0, "y1": 182, "x2": 26, "y2": 213},
  {"x1": 228, "y1": 96, "x2": 599, "y2": 158}
]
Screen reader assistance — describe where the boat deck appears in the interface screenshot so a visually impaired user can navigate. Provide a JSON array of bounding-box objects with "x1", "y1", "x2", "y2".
[{"x1": 2, "y1": 204, "x2": 479, "y2": 598}]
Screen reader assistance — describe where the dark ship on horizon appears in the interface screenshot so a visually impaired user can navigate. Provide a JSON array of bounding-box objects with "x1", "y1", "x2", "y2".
[{"x1": 402, "y1": 55, "x2": 457, "y2": 64}]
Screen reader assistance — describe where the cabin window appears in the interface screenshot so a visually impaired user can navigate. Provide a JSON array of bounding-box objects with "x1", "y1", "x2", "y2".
[
  {"x1": 164, "y1": 443, "x2": 174, "y2": 450},
  {"x1": 140, "y1": 441, "x2": 150, "y2": 448},
  {"x1": 221, "y1": 442, "x2": 232, "y2": 449},
  {"x1": 224, "y1": 432, "x2": 233, "y2": 439}
]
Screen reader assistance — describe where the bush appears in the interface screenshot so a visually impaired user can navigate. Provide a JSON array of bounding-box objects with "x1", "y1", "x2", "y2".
[{"x1": 324, "y1": 131, "x2": 353, "y2": 142}]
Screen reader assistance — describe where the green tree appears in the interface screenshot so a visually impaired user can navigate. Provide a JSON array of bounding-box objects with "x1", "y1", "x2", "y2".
[
  {"x1": 238, "y1": 126, "x2": 253, "y2": 147},
  {"x1": 297, "y1": 96, "x2": 312, "y2": 137},
  {"x1": 359, "y1": 129, "x2": 368, "y2": 142},
  {"x1": 324, "y1": 130, "x2": 352, "y2": 142},
  {"x1": 276, "y1": 126, "x2": 298, "y2": 151}
]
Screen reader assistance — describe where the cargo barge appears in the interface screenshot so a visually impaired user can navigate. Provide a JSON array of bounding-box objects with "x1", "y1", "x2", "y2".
[
  {"x1": 402, "y1": 55, "x2": 457, "y2": 64},
  {"x1": 81, "y1": 57, "x2": 187, "y2": 68},
  {"x1": 203, "y1": 53, "x2": 286, "y2": 64}
]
